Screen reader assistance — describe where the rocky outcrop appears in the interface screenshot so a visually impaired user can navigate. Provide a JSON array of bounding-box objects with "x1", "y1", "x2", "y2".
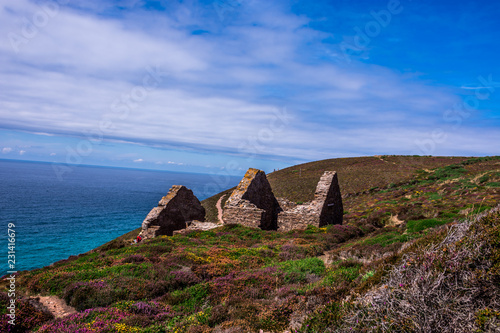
[
  {"x1": 278, "y1": 171, "x2": 343, "y2": 231},
  {"x1": 222, "y1": 168, "x2": 280, "y2": 230},
  {"x1": 140, "y1": 185, "x2": 205, "y2": 238}
]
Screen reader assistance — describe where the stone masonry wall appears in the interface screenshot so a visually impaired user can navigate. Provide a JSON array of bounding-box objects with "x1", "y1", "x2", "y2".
[
  {"x1": 222, "y1": 168, "x2": 280, "y2": 230},
  {"x1": 317, "y1": 171, "x2": 344, "y2": 227},
  {"x1": 222, "y1": 207, "x2": 265, "y2": 229},
  {"x1": 278, "y1": 171, "x2": 343, "y2": 232},
  {"x1": 140, "y1": 185, "x2": 205, "y2": 238}
]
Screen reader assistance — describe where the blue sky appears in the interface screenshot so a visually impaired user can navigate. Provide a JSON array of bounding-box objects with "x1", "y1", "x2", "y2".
[{"x1": 1, "y1": 0, "x2": 499, "y2": 175}]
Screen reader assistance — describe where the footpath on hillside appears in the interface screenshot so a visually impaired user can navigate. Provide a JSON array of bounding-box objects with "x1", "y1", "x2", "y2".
[
  {"x1": 32, "y1": 295, "x2": 77, "y2": 319},
  {"x1": 216, "y1": 194, "x2": 226, "y2": 223}
]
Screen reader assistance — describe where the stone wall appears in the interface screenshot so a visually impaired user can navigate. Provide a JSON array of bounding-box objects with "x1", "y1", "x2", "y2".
[
  {"x1": 278, "y1": 171, "x2": 343, "y2": 231},
  {"x1": 222, "y1": 168, "x2": 280, "y2": 230},
  {"x1": 140, "y1": 185, "x2": 205, "y2": 238},
  {"x1": 222, "y1": 207, "x2": 265, "y2": 229},
  {"x1": 317, "y1": 171, "x2": 344, "y2": 227}
]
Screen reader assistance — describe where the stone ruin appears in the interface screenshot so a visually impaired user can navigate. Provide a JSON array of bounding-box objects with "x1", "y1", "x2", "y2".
[
  {"x1": 277, "y1": 171, "x2": 343, "y2": 231},
  {"x1": 223, "y1": 169, "x2": 343, "y2": 231},
  {"x1": 140, "y1": 185, "x2": 205, "y2": 239},
  {"x1": 222, "y1": 168, "x2": 280, "y2": 230},
  {"x1": 139, "y1": 168, "x2": 343, "y2": 239}
]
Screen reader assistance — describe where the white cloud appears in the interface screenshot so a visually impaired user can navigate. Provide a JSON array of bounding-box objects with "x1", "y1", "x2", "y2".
[
  {"x1": 2, "y1": 147, "x2": 12, "y2": 154},
  {"x1": 19, "y1": 150, "x2": 26, "y2": 155},
  {"x1": 34, "y1": 132, "x2": 55, "y2": 136},
  {"x1": 0, "y1": 0, "x2": 494, "y2": 162},
  {"x1": 0, "y1": 0, "x2": 205, "y2": 74},
  {"x1": 133, "y1": 159, "x2": 143, "y2": 162},
  {"x1": 50, "y1": 153, "x2": 57, "y2": 156}
]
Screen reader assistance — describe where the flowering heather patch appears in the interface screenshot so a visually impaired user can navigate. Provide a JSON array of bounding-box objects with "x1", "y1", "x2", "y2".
[
  {"x1": 209, "y1": 266, "x2": 281, "y2": 303},
  {"x1": 0, "y1": 293, "x2": 54, "y2": 332},
  {"x1": 122, "y1": 254, "x2": 146, "y2": 263},
  {"x1": 36, "y1": 308, "x2": 130, "y2": 332},
  {"x1": 63, "y1": 280, "x2": 118, "y2": 311}
]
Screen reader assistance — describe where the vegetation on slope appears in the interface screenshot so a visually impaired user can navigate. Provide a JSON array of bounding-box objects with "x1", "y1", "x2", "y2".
[
  {"x1": 4, "y1": 156, "x2": 500, "y2": 332},
  {"x1": 202, "y1": 155, "x2": 469, "y2": 223},
  {"x1": 302, "y1": 206, "x2": 500, "y2": 332}
]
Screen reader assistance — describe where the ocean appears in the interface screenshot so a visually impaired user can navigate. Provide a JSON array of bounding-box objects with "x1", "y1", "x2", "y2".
[{"x1": 0, "y1": 160, "x2": 240, "y2": 276}]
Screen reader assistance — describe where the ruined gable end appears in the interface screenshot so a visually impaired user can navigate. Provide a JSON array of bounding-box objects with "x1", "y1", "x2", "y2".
[
  {"x1": 222, "y1": 168, "x2": 280, "y2": 230},
  {"x1": 277, "y1": 171, "x2": 343, "y2": 231},
  {"x1": 316, "y1": 171, "x2": 343, "y2": 227},
  {"x1": 140, "y1": 185, "x2": 205, "y2": 238}
]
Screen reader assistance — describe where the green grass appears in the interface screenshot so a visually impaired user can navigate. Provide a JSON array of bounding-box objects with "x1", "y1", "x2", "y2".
[
  {"x1": 356, "y1": 231, "x2": 412, "y2": 247},
  {"x1": 169, "y1": 283, "x2": 210, "y2": 312},
  {"x1": 380, "y1": 199, "x2": 398, "y2": 204},
  {"x1": 323, "y1": 262, "x2": 361, "y2": 285},
  {"x1": 406, "y1": 218, "x2": 451, "y2": 233},
  {"x1": 277, "y1": 257, "x2": 326, "y2": 283},
  {"x1": 427, "y1": 192, "x2": 444, "y2": 201},
  {"x1": 427, "y1": 164, "x2": 467, "y2": 181},
  {"x1": 470, "y1": 205, "x2": 492, "y2": 215},
  {"x1": 439, "y1": 211, "x2": 459, "y2": 219}
]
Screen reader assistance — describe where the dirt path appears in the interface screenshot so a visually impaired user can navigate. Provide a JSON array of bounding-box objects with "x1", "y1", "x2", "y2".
[
  {"x1": 33, "y1": 295, "x2": 77, "y2": 319},
  {"x1": 374, "y1": 155, "x2": 396, "y2": 165},
  {"x1": 216, "y1": 194, "x2": 226, "y2": 224}
]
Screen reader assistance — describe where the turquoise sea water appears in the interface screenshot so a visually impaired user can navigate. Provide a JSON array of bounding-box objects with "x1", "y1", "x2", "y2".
[{"x1": 0, "y1": 160, "x2": 240, "y2": 276}]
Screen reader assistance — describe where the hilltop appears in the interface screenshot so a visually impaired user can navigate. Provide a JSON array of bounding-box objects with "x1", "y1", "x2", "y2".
[{"x1": 3, "y1": 155, "x2": 500, "y2": 332}]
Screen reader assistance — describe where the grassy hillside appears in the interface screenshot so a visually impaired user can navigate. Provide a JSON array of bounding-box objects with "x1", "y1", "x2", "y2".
[
  {"x1": 5, "y1": 155, "x2": 500, "y2": 332},
  {"x1": 202, "y1": 155, "x2": 470, "y2": 223}
]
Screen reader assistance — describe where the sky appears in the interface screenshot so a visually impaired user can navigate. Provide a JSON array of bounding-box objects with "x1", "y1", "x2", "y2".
[{"x1": 1, "y1": 0, "x2": 499, "y2": 176}]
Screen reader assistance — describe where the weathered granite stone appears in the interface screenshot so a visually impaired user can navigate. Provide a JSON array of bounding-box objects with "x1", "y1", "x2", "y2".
[
  {"x1": 222, "y1": 168, "x2": 280, "y2": 230},
  {"x1": 278, "y1": 171, "x2": 343, "y2": 231},
  {"x1": 277, "y1": 197, "x2": 298, "y2": 211},
  {"x1": 140, "y1": 185, "x2": 205, "y2": 238}
]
